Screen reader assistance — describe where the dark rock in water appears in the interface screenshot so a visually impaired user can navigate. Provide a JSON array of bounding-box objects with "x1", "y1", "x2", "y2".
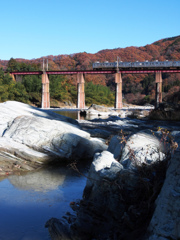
[
  {"x1": 80, "y1": 104, "x2": 123, "y2": 119},
  {"x1": 149, "y1": 102, "x2": 180, "y2": 121},
  {"x1": 45, "y1": 218, "x2": 71, "y2": 240},
  {"x1": 80, "y1": 110, "x2": 86, "y2": 117}
]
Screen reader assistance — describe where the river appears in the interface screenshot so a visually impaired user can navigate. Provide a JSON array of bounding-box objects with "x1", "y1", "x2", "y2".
[
  {"x1": 1, "y1": 108, "x2": 179, "y2": 239},
  {"x1": 0, "y1": 161, "x2": 90, "y2": 240}
]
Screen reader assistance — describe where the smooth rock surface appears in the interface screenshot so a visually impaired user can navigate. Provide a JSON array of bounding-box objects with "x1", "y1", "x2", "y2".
[
  {"x1": 107, "y1": 135, "x2": 124, "y2": 160},
  {"x1": 120, "y1": 130, "x2": 166, "y2": 169},
  {"x1": 0, "y1": 101, "x2": 79, "y2": 137},
  {"x1": 0, "y1": 101, "x2": 107, "y2": 174},
  {"x1": 86, "y1": 151, "x2": 123, "y2": 187},
  {"x1": 146, "y1": 133, "x2": 180, "y2": 240}
]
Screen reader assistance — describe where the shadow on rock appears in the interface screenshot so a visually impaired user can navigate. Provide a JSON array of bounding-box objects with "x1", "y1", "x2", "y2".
[{"x1": 46, "y1": 130, "x2": 171, "y2": 240}]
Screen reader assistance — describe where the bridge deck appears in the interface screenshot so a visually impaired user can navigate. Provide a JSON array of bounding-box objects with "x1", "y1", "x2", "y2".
[{"x1": 7, "y1": 68, "x2": 180, "y2": 75}]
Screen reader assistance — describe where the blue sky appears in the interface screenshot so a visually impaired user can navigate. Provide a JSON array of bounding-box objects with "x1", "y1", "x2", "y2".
[{"x1": 0, "y1": 0, "x2": 180, "y2": 60}]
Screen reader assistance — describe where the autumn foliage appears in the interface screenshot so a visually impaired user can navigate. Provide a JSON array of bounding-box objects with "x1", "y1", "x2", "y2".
[{"x1": 0, "y1": 35, "x2": 180, "y2": 106}]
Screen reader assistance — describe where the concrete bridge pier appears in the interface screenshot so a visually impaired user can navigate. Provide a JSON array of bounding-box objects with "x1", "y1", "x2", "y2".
[
  {"x1": 77, "y1": 73, "x2": 85, "y2": 109},
  {"x1": 9, "y1": 73, "x2": 16, "y2": 82},
  {"x1": 155, "y1": 71, "x2": 162, "y2": 108},
  {"x1": 9, "y1": 74, "x2": 22, "y2": 82},
  {"x1": 115, "y1": 73, "x2": 123, "y2": 109},
  {"x1": 41, "y1": 72, "x2": 50, "y2": 108},
  {"x1": 15, "y1": 75, "x2": 22, "y2": 82}
]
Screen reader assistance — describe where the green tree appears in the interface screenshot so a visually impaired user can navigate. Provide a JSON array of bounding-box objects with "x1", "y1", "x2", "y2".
[
  {"x1": 85, "y1": 82, "x2": 115, "y2": 106},
  {"x1": 7, "y1": 58, "x2": 20, "y2": 71},
  {"x1": 22, "y1": 75, "x2": 41, "y2": 93},
  {"x1": 9, "y1": 82, "x2": 29, "y2": 103},
  {"x1": 49, "y1": 75, "x2": 73, "y2": 102},
  {"x1": 7, "y1": 58, "x2": 41, "y2": 72}
]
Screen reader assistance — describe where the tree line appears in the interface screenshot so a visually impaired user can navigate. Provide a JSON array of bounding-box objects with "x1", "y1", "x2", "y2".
[
  {"x1": 0, "y1": 58, "x2": 115, "y2": 107},
  {"x1": 1, "y1": 58, "x2": 180, "y2": 107}
]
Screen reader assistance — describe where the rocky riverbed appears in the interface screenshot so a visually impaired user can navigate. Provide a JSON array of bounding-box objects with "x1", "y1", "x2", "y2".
[
  {"x1": 46, "y1": 105, "x2": 180, "y2": 240},
  {"x1": 1, "y1": 101, "x2": 180, "y2": 239}
]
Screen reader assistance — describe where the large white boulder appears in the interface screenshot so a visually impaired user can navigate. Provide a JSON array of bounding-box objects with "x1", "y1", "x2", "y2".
[
  {"x1": 0, "y1": 137, "x2": 50, "y2": 163},
  {"x1": 3, "y1": 115, "x2": 89, "y2": 150},
  {"x1": 0, "y1": 101, "x2": 79, "y2": 136},
  {"x1": 108, "y1": 130, "x2": 166, "y2": 169},
  {"x1": 120, "y1": 130, "x2": 166, "y2": 169},
  {"x1": 0, "y1": 101, "x2": 107, "y2": 165},
  {"x1": 86, "y1": 151, "x2": 123, "y2": 188}
]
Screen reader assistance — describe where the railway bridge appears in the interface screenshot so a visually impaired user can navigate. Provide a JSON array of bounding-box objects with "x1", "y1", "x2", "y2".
[{"x1": 9, "y1": 68, "x2": 180, "y2": 109}]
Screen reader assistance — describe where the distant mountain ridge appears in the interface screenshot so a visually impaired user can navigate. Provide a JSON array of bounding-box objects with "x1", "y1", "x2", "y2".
[
  {"x1": 0, "y1": 35, "x2": 180, "y2": 71},
  {"x1": 0, "y1": 35, "x2": 180, "y2": 106}
]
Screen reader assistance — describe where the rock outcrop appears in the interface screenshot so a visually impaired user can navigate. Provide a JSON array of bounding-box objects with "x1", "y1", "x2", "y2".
[
  {"x1": 80, "y1": 104, "x2": 154, "y2": 121},
  {"x1": 108, "y1": 130, "x2": 166, "y2": 169},
  {"x1": 81, "y1": 104, "x2": 119, "y2": 119},
  {"x1": 146, "y1": 131, "x2": 180, "y2": 240},
  {"x1": 0, "y1": 101, "x2": 107, "y2": 175},
  {"x1": 46, "y1": 129, "x2": 170, "y2": 240}
]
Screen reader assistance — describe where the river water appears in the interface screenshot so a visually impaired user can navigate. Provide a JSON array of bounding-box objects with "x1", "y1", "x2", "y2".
[
  {"x1": 54, "y1": 110, "x2": 81, "y2": 120},
  {"x1": 0, "y1": 110, "x2": 91, "y2": 240},
  {"x1": 0, "y1": 162, "x2": 90, "y2": 240}
]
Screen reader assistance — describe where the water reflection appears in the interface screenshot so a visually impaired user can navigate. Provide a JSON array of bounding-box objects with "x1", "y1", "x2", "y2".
[
  {"x1": 53, "y1": 109, "x2": 111, "y2": 120},
  {"x1": 8, "y1": 167, "x2": 66, "y2": 192},
  {"x1": 54, "y1": 110, "x2": 81, "y2": 120},
  {"x1": 0, "y1": 163, "x2": 89, "y2": 240}
]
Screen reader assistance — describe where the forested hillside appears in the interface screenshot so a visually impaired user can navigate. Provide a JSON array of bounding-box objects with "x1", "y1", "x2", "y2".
[{"x1": 0, "y1": 35, "x2": 180, "y2": 107}]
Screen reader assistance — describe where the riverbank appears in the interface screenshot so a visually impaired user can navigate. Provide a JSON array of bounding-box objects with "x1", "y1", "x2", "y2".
[
  {"x1": 0, "y1": 101, "x2": 107, "y2": 176},
  {"x1": 45, "y1": 105, "x2": 180, "y2": 240},
  {"x1": 0, "y1": 101, "x2": 179, "y2": 175},
  {"x1": 46, "y1": 127, "x2": 180, "y2": 240},
  {"x1": 1, "y1": 101, "x2": 180, "y2": 239}
]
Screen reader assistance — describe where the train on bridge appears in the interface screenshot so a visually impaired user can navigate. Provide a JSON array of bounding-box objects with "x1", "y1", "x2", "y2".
[{"x1": 93, "y1": 60, "x2": 180, "y2": 70}]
